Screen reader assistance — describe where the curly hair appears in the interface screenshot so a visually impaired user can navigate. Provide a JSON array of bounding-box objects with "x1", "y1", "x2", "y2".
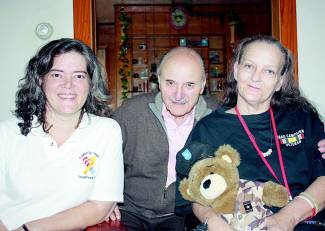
[
  {"x1": 223, "y1": 35, "x2": 317, "y2": 115},
  {"x1": 15, "y1": 38, "x2": 112, "y2": 136}
]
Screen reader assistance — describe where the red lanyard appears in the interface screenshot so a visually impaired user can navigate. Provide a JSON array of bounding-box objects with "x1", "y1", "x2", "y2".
[{"x1": 235, "y1": 106, "x2": 292, "y2": 199}]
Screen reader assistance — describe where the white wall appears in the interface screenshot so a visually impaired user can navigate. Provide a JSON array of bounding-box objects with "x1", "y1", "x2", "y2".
[
  {"x1": 297, "y1": 0, "x2": 325, "y2": 120},
  {"x1": 0, "y1": 0, "x2": 73, "y2": 120}
]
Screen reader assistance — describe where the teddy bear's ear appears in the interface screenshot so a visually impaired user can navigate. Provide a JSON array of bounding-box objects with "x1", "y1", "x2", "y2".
[
  {"x1": 214, "y1": 144, "x2": 240, "y2": 167},
  {"x1": 179, "y1": 178, "x2": 194, "y2": 202}
]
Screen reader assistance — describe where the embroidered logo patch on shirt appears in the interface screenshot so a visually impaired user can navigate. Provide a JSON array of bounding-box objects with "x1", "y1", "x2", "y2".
[
  {"x1": 278, "y1": 129, "x2": 305, "y2": 147},
  {"x1": 78, "y1": 151, "x2": 99, "y2": 179},
  {"x1": 182, "y1": 149, "x2": 192, "y2": 160}
]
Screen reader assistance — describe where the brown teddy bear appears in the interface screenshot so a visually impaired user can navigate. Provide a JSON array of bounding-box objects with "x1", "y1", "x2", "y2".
[{"x1": 179, "y1": 144, "x2": 289, "y2": 230}]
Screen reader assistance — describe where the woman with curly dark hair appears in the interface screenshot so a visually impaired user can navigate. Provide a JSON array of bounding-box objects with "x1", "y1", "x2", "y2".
[
  {"x1": 176, "y1": 35, "x2": 325, "y2": 231},
  {"x1": 0, "y1": 38, "x2": 123, "y2": 231},
  {"x1": 15, "y1": 38, "x2": 112, "y2": 136}
]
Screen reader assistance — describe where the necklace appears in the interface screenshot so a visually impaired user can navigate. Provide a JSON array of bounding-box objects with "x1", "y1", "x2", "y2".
[
  {"x1": 235, "y1": 106, "x2": 292, "y2": 199},
  {"x1": 262, "y1": 119, "x2": 273, "y2": 157},
  {"x1": 263, "y1": 148, "x2": 272, "y2": 157}
]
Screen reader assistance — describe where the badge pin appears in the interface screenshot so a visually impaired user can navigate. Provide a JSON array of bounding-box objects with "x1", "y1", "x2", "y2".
[
  {"x1": 243, "y1": 200, "x2": 253, "y2": 213},
  {"x1": 182, "y1": 149, "x2": 192, "y2": 160}
]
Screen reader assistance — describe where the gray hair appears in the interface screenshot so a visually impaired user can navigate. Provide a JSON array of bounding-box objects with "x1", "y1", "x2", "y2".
[
  {"x1": 157, "y1": 47, "x2": 206, "y2": 80},
  {"x1": 224, "y1": 35, "x2": 318, "y2": 115}
]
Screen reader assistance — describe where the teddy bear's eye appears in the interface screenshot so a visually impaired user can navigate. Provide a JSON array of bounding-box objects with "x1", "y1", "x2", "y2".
[
  {"x1": 203, "y1": 179, "x2": 211, "y2": 189},
  {"x1": 210, "y1": 172, "x2": 214, "y2": 175},
  {"x1": 200, "y1": 174, "x2": 227, "y2": 200}
]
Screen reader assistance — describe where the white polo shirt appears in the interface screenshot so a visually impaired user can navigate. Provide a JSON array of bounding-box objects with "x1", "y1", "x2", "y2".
[{"x1": 0, "y1": 114, "x2": 124, "y2": 230}]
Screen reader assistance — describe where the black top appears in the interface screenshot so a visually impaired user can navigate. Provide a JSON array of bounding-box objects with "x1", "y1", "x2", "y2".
[{"x1": 175, "y1": 105, "x2": 325, "y2": 220}]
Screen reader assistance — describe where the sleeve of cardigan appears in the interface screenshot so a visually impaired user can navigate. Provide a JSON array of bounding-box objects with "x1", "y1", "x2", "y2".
[{"x1": 112, "y1": 101, "x2": 130, "y2": 151}]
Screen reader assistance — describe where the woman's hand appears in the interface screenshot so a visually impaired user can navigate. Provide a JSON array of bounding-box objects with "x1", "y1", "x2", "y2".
[
  {"x1": 105, "y1": 205, "x2": 121, "y2": 221},
  {"x1": 265, "y1": 209, "x2": 296, "y2": 231},
  {"x1": 0, "y1": 220, "x2": 8, "y2": 231},
  {"x1": 192, "y1": 203, "x2": 234, "y2": 231},
  {"x1": 207, "y1": 216, "x2": 235, "y2": 231}
]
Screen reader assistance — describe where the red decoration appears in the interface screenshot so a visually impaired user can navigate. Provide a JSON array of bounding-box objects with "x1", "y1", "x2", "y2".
[{"x1": 86, "y1": 220, "x2": 128, "y2": 231}]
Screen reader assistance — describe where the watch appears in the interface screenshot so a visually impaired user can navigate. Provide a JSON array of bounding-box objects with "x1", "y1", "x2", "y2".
[{"x1": 170, "y1": 7, "x2": 188, "y2": 30}]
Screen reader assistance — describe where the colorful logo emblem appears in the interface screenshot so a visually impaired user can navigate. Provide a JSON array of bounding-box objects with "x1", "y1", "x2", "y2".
[
  {"x1": 79, "y1": 152, "x2": 99, "y2": 179},
  {"x1": 278, "y1": 129, "x2": 305, "y2": 147}
]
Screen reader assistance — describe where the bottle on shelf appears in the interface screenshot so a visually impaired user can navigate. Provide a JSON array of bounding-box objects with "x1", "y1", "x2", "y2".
[{"x1": 149, "y1": 63, "x2": 159, "y2": 93}]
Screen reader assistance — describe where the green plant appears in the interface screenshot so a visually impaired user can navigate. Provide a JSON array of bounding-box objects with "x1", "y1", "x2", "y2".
[{"x1": 118, "y1": 7, "x2": 131, "y2": 100}]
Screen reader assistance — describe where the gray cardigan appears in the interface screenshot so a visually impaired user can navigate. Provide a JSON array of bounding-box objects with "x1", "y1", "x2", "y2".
[{"x1": 113, "y1": 93, "x2": 219, "y2": 218}]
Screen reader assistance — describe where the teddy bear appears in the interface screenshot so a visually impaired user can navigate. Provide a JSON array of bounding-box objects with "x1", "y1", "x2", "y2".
[{"x1": 178, "y1": 144, "x2": 289, "y2": 231}]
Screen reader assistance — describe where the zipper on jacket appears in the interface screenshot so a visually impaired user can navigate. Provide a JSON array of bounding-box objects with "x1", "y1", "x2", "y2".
[{"x1": 163, "y1": 188, "x2": 167, "y2": 199}]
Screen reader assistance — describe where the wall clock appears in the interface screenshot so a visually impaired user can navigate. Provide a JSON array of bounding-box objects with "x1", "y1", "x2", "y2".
[
  {"x1": 170, "y1": 7, "x2": 188, "y2": 30},
  {"x1": 35, "y1": 22, "x2": 53, "y2": 40}
]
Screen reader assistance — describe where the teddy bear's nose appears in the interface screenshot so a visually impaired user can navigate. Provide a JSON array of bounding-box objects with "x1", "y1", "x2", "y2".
[{"x1": 203, "y1": 179, "x2": 211, "y2": 189}]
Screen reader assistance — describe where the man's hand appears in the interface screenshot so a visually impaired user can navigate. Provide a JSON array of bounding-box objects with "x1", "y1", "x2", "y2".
[
  {"x1": 318, "y1": 139, "x2": 325, "y2": 159},
  {"x1": 105, "y1": 205, "x2": 121, "y2": 221}
]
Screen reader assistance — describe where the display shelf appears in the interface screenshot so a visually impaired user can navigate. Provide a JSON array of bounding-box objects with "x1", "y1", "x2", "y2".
[{"x1": 129, "y1": 35, "x2": 227, "y2": 97}]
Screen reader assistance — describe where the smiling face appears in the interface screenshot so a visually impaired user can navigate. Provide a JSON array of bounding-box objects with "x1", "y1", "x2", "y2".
[
  {"x1": 234, "y1": 42, "x2": 284, "y2": 114},
  {"x1": 159, "y1": 51, "x2": 206, "y2": 122},
  {"x1": 42, "y1": 51, "x2": 89, "y2": 120}
]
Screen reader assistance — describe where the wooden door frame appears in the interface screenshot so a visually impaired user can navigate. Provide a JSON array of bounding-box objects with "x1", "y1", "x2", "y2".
[
  {"x1": 73, "y1": 0, "x2": 96, "y2": 50},
  {"x1": 272, "y1": 0, "x2": 298, "y2": 81}
]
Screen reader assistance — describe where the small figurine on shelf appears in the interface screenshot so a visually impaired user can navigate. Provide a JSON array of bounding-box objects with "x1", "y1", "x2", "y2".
[
  {"x1": 149, "y1": 63, "x2": 159, "y2": 93},
  {"x1": 217, "y1": 79, "x2": 223, "y2": 91},
  {"x1": 140, "y1": 68, "x2": 148, "y2": 78},
  {"x1": 209, "y1": 51, "x2": 220, "y2": 64},
  {"x1": 149, "y1": 73, "x2": 159, "y2": 93},
  {"x1": 138, "y1": 42, "x2": 147, "y2": 50},
  {"x1": 210, "y1": 66, "x2": 219, "y2": 78}
]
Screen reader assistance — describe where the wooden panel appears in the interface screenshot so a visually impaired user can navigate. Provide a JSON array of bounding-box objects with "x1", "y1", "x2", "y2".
[
  {"x1": 145, "y1": 13, "x2": 155, "y2": 34},
  {"x1": 130, "y1": 13, "x2": 147, "y2": 35},
  {"x1": 201, "y1": 17, "x2": 211, "y2": 34},
  {"x1": 97, "y1": 24, "x2": 117, "y2": 108},
  {"x1": 154, "y1": 12, "x2": 171, "y2": 35},
  {"x1": 210, "y1": 16, "x2": 225, "y2": 35},
  {"x1": 272, "y1": 0, "x2": 298, "y2": 81},
  {"x1": 280, "y1": 0, "x2": 298, "y2": 80},
  {"x1": 73, "y1": 0, "x2": 95, "y2": 49},
  {"x1": 271, "y1": 0, "x2": 280, "y2": 39},
  {"x1": 210, "y1": 36, "x2": 224, "y2": 49},
  {"x1": 185, "y1": 16, "x2": 202, "y2": 35}
]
